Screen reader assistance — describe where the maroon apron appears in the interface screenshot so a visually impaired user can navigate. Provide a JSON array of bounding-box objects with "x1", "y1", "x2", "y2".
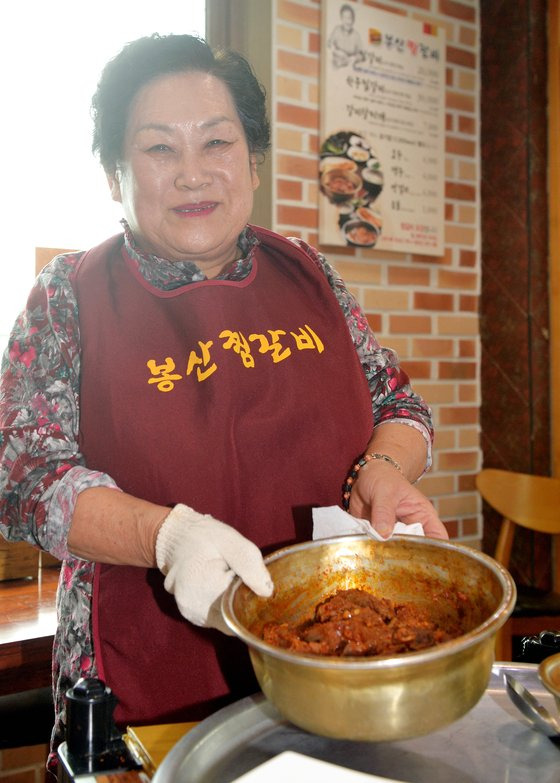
[{"x1": 74, "y1": 227, "x2": 373, "y2": 725}]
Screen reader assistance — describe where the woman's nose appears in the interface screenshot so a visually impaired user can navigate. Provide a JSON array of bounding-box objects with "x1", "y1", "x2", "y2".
[{"x1": 174, "y1": 151, "x2": 212, "y2": 190}]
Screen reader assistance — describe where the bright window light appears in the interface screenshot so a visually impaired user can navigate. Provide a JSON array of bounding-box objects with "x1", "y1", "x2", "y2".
[{"x1": 1, "y1": 1, "x2": 206, "y2": 340}]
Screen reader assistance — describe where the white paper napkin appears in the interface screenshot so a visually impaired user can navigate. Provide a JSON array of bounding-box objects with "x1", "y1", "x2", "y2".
[
  {"x1": 312, "y1": 505, "x2": 424, "y2": 541},
  {"x1": 231, "y1": 751, "x2": 405, "y2": 782}
]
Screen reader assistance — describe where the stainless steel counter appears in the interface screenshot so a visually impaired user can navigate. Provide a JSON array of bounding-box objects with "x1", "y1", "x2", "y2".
[{"x1": 152, "y1": 663, "x2": 560, "y2": 783}]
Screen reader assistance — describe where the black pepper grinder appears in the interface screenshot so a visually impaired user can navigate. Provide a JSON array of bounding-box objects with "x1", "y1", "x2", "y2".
[{"x1": 58, "y1": 677, "x2": 143, "y2": 782}]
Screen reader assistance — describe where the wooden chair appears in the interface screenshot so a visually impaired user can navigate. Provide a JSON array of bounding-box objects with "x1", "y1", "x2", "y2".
[{"x1": 475, "y1": 468, "x2": 560, "y2": 661}]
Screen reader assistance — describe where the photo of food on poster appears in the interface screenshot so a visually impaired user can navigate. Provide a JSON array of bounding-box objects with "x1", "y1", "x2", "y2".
[{"x1": 319, "y1": 1, "x2": 446, "y2": 255}]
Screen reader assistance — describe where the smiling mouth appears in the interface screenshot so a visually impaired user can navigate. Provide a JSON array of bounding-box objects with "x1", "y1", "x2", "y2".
[{"x1": 173, "y1": 202, "x2": 217, "y2": 216}]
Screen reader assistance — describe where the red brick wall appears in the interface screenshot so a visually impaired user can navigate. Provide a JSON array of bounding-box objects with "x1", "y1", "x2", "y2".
[{"x1": 272, "y1": 0, "x2": 480, "y2": 542}]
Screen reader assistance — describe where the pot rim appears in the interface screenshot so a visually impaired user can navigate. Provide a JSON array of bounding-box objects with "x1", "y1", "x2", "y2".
[
  {"x1": 222, "y1": 534, "x2": 517, "y2": 670},
  {"x1": 539, "y1": 652, "x2": 560, "y2": 697}
]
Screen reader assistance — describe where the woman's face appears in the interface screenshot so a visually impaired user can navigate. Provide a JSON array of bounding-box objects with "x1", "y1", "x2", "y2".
[
  {"x1": 341, "y1": 10, "x2": 355, "y2": 30},
  {"x1": 109, "y1": 71, "x2": 260, "y2": 276}
]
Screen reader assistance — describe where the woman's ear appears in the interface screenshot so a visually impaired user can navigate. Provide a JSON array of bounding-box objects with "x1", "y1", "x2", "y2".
[
  {"x1": 250, "y1": 155, "x2": 260, "y2": 192},
  {"x1": 107, "y1": 168, "x2": 123, "y2": 202}
]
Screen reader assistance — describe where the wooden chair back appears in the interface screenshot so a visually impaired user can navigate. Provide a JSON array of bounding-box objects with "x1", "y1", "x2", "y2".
[{"x1": 476, "y1": 468, "x2": 560, "y2": 660}]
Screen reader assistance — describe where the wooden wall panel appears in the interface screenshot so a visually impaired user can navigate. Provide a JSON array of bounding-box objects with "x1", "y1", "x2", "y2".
[
  {"x1": 550, "y1": 0, "x2": 560, "y2": 477},
  {"x1": 480, "y1": 0, "x2": 551, "y2": 586}
]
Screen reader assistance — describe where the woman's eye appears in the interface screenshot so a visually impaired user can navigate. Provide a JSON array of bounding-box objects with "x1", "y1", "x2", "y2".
[
  {"x1": 207, "y1": 138, "x2": 230, "y2": 148},
  {"x1": 148, "y1": 144, "x2": 172, "y2": 153}
]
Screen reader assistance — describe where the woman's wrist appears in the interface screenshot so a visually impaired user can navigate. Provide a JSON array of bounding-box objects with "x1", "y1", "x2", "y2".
[
  {"x1": 342, "y1": 452, "x2": 405, "y2": 510},
  {"x1": 69, "y1": 488, "x2": 170, "y2": 567},
  {"x1": 363, "y1": 422, "x2": 429, "y2": 484}
]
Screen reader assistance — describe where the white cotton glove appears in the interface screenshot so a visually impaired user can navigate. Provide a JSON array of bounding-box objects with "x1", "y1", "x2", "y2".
[{"x1": 155, "y1": 504, "x2": 274, "y2": 634}]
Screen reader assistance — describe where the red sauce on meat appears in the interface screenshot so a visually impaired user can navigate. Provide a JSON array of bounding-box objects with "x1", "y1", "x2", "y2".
[{"x1": 262, "y1": 588, "x2": 463, "y2": 657}]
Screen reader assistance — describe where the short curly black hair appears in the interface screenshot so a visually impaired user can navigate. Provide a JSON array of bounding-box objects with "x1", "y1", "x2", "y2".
[{"x1": 91, "y1": 33, "x2": 270, "y2": 173}]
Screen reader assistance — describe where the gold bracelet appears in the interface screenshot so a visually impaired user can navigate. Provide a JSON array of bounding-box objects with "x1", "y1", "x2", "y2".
[{"x1": 365, "y1": 452, "x2": 403, "y2": 474}]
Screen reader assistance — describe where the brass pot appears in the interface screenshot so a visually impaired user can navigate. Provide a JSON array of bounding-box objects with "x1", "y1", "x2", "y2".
[
  {"x1": 222, "y1": 535, "x2": 516, "y2": 742},
  {"x1": 539, "y1": 652, "x2": 560, "y2": 711}
]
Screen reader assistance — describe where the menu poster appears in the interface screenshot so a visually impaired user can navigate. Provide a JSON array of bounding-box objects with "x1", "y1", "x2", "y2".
[{"x1": 319, "y1": 1, "x2": 446, "y2": 255}]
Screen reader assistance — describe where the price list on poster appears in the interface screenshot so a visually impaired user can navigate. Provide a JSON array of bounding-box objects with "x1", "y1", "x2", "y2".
[{"x1": 319, "y1": 2, "x2": 445, "y2": 255}]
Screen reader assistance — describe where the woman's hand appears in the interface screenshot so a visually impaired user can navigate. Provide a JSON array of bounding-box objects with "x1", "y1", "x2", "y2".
[
  {"x1": 156, "y1": 504, "x2": 273, "y2": 634},
  {"x1": 349, "y1": 460, "x2": 448, "y2": 540}
]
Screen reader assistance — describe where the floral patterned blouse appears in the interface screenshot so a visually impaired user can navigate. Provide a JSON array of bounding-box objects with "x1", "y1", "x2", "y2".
[{"x1": 0, "y1": 223, "x2": 433, "y2": 755}]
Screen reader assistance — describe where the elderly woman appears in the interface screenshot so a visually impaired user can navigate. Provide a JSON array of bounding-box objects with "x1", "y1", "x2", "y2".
[
  {"x1": 328, "y1": 3, "x2": 365, "y2": 64},
  {"x1": 0, "y1": 33, "x2": 446, "y2": 763}
]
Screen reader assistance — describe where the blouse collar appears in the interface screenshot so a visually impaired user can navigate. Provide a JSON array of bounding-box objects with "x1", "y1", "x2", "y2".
[{"x1": 121, "y1": 220, "x2": 260, "y2": 290}]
